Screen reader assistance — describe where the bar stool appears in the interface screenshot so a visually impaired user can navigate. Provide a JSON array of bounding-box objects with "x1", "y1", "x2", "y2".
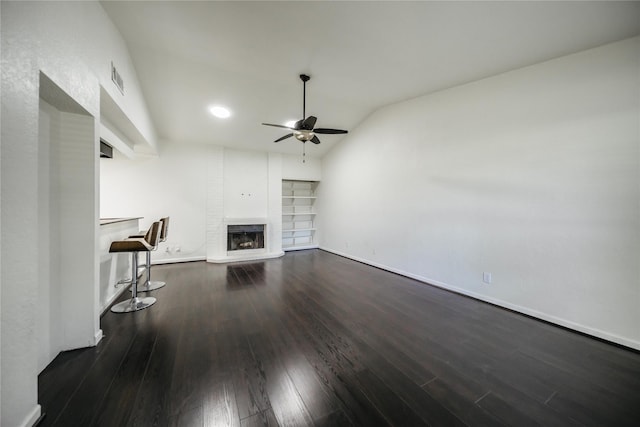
[
  {"x1": 109, "y1": 221, "x2": 160, "y2": 313},
  {"x1": 131, "y1": 216, "x2": 169, "y2": 292}
]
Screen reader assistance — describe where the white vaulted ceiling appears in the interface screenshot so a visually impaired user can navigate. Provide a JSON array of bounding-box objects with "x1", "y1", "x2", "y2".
[{"x1": 100, "y1": 1, "x2": 640, "y2": 157}]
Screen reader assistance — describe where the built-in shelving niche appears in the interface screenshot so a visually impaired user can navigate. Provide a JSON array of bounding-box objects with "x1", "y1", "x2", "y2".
[{"x1": 282, "y1": 180, "x2": 318, "y2": 251}]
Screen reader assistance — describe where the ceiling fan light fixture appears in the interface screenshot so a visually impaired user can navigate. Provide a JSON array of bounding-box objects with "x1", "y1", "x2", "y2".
[
  {"x1": 294, "y1": 130, "x2": 314, "y2": 141},
  {"x1": 209, "y1": 105, "x2": 231, "y2": 119}
]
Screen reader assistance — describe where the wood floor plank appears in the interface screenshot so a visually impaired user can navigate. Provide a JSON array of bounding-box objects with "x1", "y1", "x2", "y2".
[
  {"x1": 261, "y1": 355, "x2": 314, "y2": 427},
  {"x1": 354, "y1": 368, "x2": 429, "y2": 426},
  {"x1": 88, "y1": 327, "x2": 158, "y2": 427},
  {"x1": 548, "y1": 381, "x2": 640, "y2": 426},
  {"x1": 295, "y1": 282, "x2": 466, "y2": 426},
  {"x1": 202, "y1": 374, "x2": 241, "y2": 427},
  {"x1": 168, "y1": 404, "x2": 203, "y2": 427},
  {"x1": 423, "y1": 378, "x2": 507, "y2": 427},
  {"x1": 476, "y1": 392, "x2": 542, "y2": 427},
  {"x1": 127, "y1": 308, "x2": 186, "y2": 426},
  {"x1": 37, "y1": 336, "x2": 114, "y2": 425},
  {"x1": 37, "y1": 251, "x2": 640, "y2": 427},
  {"x1": 240, "y1": 408, "x2": 279, "y2": 427},
  {"x1": 231, "y1": 336, "x2": 272, "y2": 420},
  {"x1": 242, "y1": 292, "x2": 344, "y2": 423},
  {"x1": 48, "y1": 318, "x2": 141, "y2": 426},
  {"x1": 277, "y1": 295, "x2": 393, "y2": 425},
  {"x1": 313, "y1": 410, "x2": 354, "y2": 427}
]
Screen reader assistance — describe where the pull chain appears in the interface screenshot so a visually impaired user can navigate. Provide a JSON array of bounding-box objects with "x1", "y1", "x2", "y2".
[{"x1": 302, "y1": 141, "x2": 306, "y2": 163}]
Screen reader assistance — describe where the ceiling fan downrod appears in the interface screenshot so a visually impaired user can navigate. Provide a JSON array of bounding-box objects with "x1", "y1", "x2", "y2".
[{"x1": 300, "y1": 74, "x2": 310, "y2": 120}]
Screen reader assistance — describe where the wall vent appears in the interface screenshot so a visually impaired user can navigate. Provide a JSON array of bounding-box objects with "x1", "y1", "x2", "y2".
[
  {"x1": 111, "y1": 61, "x2": 124, "y2": 94},
  {"x1": 100, "y1": 139, "x2": 113, "y2": 159}
]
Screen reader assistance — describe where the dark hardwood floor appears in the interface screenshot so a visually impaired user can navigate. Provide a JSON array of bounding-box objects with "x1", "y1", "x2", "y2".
[{"x1": 38, "y1": 249, "x2": 640, "y2": 426}]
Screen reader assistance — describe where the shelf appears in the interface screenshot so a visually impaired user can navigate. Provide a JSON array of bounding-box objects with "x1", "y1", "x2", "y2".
[
  {"x1": 283, "y1": 244, "x2": 319, "y2": 251},
  {"x1": 282, "y1": 179, "x2": 318, "y2": 250},
  {"x1": 282, "y1": 196, "x2": 316, "y2": 199}
]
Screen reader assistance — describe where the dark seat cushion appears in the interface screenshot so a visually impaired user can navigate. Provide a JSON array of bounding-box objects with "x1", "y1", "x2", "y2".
[{"x1": 109, "y1": 238, "x2": 153, "y2": 253}]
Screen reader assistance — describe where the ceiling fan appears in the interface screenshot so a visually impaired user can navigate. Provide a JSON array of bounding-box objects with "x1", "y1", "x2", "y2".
[{"x1": 262, "y1": 74, "x2": 348, "y2": 147}]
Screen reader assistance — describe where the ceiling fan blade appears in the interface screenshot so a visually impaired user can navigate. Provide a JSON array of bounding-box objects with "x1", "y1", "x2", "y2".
[
  {"x1": 274, "y1": 133, "x2": 293, "y2": 142},
  {"x1": 313, "y1": 128, "x2": 348, "y2": 134},
  {"x1": 301, "y1": 116, "x2": 317, "y2": 130},
  {"x1": 262, "y1": 123, "x2": 294, "y2": 130},
  {"x1": 294, "y1": 119, "x2": 303, "y2": 130},
  {"x1": 310, "y1": 135, "x2": 321, "y2": 144}
]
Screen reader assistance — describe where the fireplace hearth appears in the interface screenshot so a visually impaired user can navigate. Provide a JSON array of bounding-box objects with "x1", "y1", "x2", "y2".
[{"x1": 227, "y1": 224, "x2": 265, "y2": 251}]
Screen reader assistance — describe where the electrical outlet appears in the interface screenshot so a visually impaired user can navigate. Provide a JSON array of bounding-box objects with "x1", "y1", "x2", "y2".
[{"x1": 483, "y1": 272, "x2": 492, "y2": 284}]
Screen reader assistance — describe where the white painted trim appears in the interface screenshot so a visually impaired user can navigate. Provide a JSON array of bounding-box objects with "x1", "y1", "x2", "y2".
[
  {"x1": 320, "y1": 247, "x2": 640, "y2": 351},
  {"x1": 152, "y1": 256, "x2": 206, "y2": 265},
  {"x1": 19, "y1": 405, "x2": 41, "y2": 427},
  {"x1": 99, "y1": 122, "x2": 136, "y2": 159},
  {"x1": 93, "y1": 329, "x2": 104, "y2": 346},
  {"x1": 284, "y1": 244, "x2": 319, "y2": 251},
  {"x1": 207, "y1": 251, "x2": 284, "y2": 264},
  {"x1": 227, "y1": 248, "x2": 267, "y2": 257},
  {"x1": 223, "y1": 217, "x2": 269, "y2": 225}
]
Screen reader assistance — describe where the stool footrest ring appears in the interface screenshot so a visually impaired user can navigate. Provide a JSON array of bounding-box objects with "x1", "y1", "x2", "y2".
[{"x1": 111, "y1": 296, "x2": 156, "y2": 313}]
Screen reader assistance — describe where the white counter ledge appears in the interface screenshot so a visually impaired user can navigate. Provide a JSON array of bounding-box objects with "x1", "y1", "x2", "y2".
[{"x1": 100, "y1": 217, "x2": 143, "y2": 226}]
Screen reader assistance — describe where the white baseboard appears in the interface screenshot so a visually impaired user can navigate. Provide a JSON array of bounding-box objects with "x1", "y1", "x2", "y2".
[
  {"x1": 152, "y1": 255, "x2": 206, "y2": 265},
  {"x1": 284, "y1": 244, "x2": 319, "y2": 252},
  {"x1": 207, "y1": 251, "x2": 284, "y2": 264},
  {"x1": 18, "y1": 404, "x2": 41, "y2": 427},
  {"x1": 94, "y1": 329, "x2": 104, "y2": 346},
  {"x1": 320, "y1": 247, "x2": 640, "y2": 351}
]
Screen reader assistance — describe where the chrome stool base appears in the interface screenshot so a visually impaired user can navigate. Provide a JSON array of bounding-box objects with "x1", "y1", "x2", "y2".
[
  {"x1": 108, "y1": 243, "x2": 158, "y2": 314},
  {"x1": 111, "y1": 296, "x2": 156, "y2": 313},
  {"x1": 137, "y1": 280, "x2": 166, "y2": 292}
]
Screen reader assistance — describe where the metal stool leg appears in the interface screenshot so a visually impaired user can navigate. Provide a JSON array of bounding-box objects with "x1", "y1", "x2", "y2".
[
  {"x1": 136, "y1": 251, "x2": 166, "y2": 292},
  {"x1": 112, "y1": 252, "x2": 156, "y2": 313}
]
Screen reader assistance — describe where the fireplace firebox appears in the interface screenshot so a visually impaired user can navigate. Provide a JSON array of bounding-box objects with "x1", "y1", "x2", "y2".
[{"x1": 227, "y1": 224, "x2": 265, "y2": 251}]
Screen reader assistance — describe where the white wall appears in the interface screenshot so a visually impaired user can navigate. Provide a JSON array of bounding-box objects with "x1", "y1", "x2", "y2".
[
  {"x1": 38, "y1": 100, "x2": 60, "y2": 374},
  {"x1": 282, "y1": 154, "x2": 322, "y2": 181},
  {"x1": 54, "y1": 108, "x2": 100, "y2": 350},
  {"x1": 1, "y1": 2, "x2": 156, "y2": 426},
  {"x1": 101, "y1": 142, "x2": 209, "y2": 263},
  {"x1": 206, "y1": 146, "x2": 225, "y2": 260},
  {"x1": 268, "y1": 153, "x2": 284, "y2": 255},
  {"x1": 319, "y1": 36, "x2": 640, "y2": 350},
  {"x1": 224, "y1": 150, "x2": 269, "y2": 219}
]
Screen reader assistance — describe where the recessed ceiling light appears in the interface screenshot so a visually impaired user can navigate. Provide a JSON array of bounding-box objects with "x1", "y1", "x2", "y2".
[{"x1": 209, "y1": 105, "x2": 231, "y2": 119}]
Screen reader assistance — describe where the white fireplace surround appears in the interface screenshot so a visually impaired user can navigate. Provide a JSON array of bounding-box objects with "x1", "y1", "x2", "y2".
[
  {"x1": 225, "y1": 217, "x2": 268, "y2": 226},
  {"x1": 207, "y1": 217, "x2": 284, "y2": 263}
]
